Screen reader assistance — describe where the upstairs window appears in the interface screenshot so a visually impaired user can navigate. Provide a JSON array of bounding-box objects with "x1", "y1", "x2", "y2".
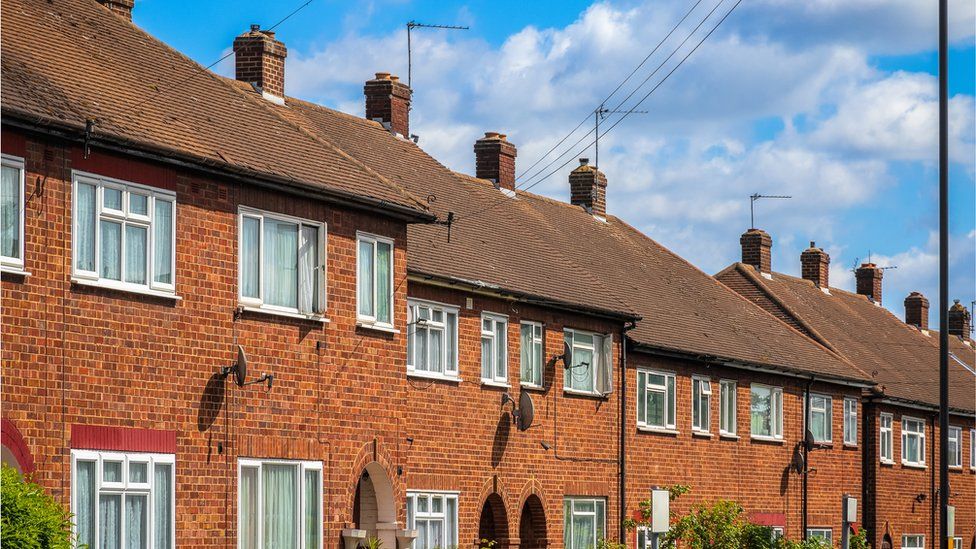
[
  {"x1": 1, "y1": 155, "x2": 25, "y2": 272},
  {"x1": 948, "y1": 426, "x2": 962, "y2": 468},
  {"x1": 357, "y1": 232, "x2": 393, "y2": 327},
  {"x1": 719, "y1": 380, "x2": 737, "y2": 436},
  {"x1": 481, "y1": 313, "x2": 508, "y2": 384},
  {"x1": 843, "y1": 398, "x2": 858, "y2": 445},
  {"x1": 807, "y1": 394, "x2": 832, "y2": 443},
  {"x1": 520, "y1": 321, "x2": 544, "y2": 387},
  {"x1": 238, "y1": 458, "x2": 322, "y2": 549},
  {"x1": 564, "y1": 498, "x2": 606, "y2": 549},
  {"x1": 750, "y1": 384, "x2": 783, "y2": 439},
  {"x1": 879, "y1": 413, "x2": 894, "y2": 463},
  {"x1": 73, "y1": 172, "x2": 176, "y2": 295},
  {"x1": 637, "y1": 370, "x2": 676, "y2": 431},
  {"x1": 407, "y1": 300, "x2": 458, "y2": 379},
  {"x1": 692, "y1": 376, "x2": 712, "y2": 433},
  {"x1": 902, "y1": 417, "x2": 926, "y2": 466},
  {"x1": 239, "y1": 208, "x2": 326, "y2": 316},
  {"x1": 406, "y1": 492, "x2": 458, "y2": 549},
  {"x1": 564, "y1": 329, "x2": 612, "y2": 395}
]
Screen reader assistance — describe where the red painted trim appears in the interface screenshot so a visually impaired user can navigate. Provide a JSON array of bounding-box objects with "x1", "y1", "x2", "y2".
[
  {"x1": 1, "y1": 419, "x2": 36, "y2": 474},
  {"x1": 749, "y1": 512, "x2": 786, "y2": 527},
  {"x1": 71, "y1": 425, "x2": 176, "y2": 454}
]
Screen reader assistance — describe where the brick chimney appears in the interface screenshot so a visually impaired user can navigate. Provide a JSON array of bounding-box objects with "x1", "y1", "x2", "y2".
[
  {"x1": 740, "y1": 229, "x2": 772, "y2": 274},
  {"x1": 855, "y1": 263, "x2": 883, "y2": 304},
  {"x1": 904, "y1": 292, "x2": 929, "y2": 330},
  {"x1": 569, "y1": 158, "x2": 608, "y2": 218},
  {"x1": 98, "y1": 0, "x2": 134, "y2": 20},
  {"x1": 948, "y1": 300, "x2": 972, "y2": 337},
  {"x1": 234, "y1": 25, "x2": 288, "y2": 103},
  {"x1": 364, "y1": 73, "x2": 412, "y2": 137},
  {"x1": 474, "y1": 133, "x2": 517, "y2": 190},
  {"x1": 800, "y1": 241, "x2": 830, "y2": 287}
]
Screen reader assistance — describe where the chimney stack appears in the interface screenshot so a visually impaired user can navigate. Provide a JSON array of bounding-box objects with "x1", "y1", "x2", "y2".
[
  {"x1": 569, "y1": 158, "x2": 608, "y2": 218},
  {"x1": 364, "y1": 73, "x2": 412, "y2": 137},
  {"x1": 800, "y1": 241, "x2": 830, "y2": 288},
  {"x1": 904, "y1": 292, "x2": 930, "y2": 330},
  {"x1": 740, "y1": 229, "x2": 772, "y2": 274},
  {"x1": 948, "y1": 300, "x2": 972, "y2": 338},
  {"x1": 98, "y1": 0, "x2": 134, "y2": 20},
  {"x1": 474, "y1": 133, "x2": 517, "y2": 190},
  {"x1": 234, "y1": 25, "x2": 288, "y2": 102},
  {"x1": 855, "y1": 263, "x2": 883, "y2": 304}
]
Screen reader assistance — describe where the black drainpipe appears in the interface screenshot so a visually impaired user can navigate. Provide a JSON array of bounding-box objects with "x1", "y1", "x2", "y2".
[
  {"x1": 930, "y1": 414, "x2": 936, "y2": 543},
  {"x1": 619, "y1": 322, "x2": 637, "y2": 543},
  {"x1": 803, "y1": 376, "x2": 814, "y2": 541}
]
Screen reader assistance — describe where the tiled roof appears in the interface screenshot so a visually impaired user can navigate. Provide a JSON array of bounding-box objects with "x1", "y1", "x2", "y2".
[
  {"x1": 0, "y1": 0, "x2": 431, "y2": 219},
  {"x1": 715, "y1": 263, "x2": 976, "y2": 414}
]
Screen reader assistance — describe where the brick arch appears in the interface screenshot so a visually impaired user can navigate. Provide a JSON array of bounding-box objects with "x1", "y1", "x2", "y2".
[
  {"x1": 1, "y1": 419, "x2": 34, "y2": 475},
  {"x1": 346, "y1": 440, "x2": 403, "y2": 521},
  {"x1": 477, "y1": 476, "x2": 513, "y2": 546},
  {"x1": 516, "y1": 480, "x2": 548, "y2": 549}
]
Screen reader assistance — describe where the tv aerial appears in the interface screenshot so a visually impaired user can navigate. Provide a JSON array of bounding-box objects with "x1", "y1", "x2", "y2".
[
  {"x1": 501, "y1": 391, "x2": 535, "y2": 431},
  {"x1": 749, "y1": 193, "x2": 791, "y2": 229},
  {"x1": 406, "y1": 21, "x2": 469, "y2": 89},
  {"x1": 220, "y1": 345, "x2": 274, "y2": 389}
]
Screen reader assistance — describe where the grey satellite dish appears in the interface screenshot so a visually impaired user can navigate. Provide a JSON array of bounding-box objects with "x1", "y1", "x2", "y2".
[
  {"x1": 804, "y1": 428, "x2": 816, "y2": 450},
  {"x1": 221, "y1": 345, "x2": 248, "y2": 387},
  {"x1": 517, "y1": 391, "x2": 534, "y2": 431},
  {"x1": 562, "y1": 340, "x2": 573, "y2": 368}
]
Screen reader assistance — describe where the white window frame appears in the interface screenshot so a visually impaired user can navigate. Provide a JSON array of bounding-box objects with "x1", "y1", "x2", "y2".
[
  {"x1": 843, "y1": 397, "x2": 858, "y2": 446},
  {"x1": 948, "y1": 426, "x2": 962, "y2": 468},
  {"x1": 356, "y1": 231, "x2": 395, "y2": 329},
  {"x1": 481, "y1": 313, "x2": 509, "y2": 385},
  {"x1": 807, "y1": 528, "x2": 832, "y2": 543},
  {"x1": 564, "y1": 497, "x2": 607, "y2": 549},
  {"x1": 902, "y1": 416, "x2": 926, "y2": 467},
  {"x1": 71, "y1": 170, "x2": 177, "y2": 297},
  {"x1": 952, "y1": 537, "x2": 963, "y2": 549},
  {"x1": 970, "y1": 429, "x2": 975, "y2": 470},
  {"x1": 70, "y1": 449, "x2": 176, "y2": 549},
  {"x1": 1, "y1": 154, "x2": 26, "y2": 273},
  {"x1": 237, "y1": 458, "x2": 323, "y2": 549},
  {"x1": 807, "y1": 393, "x2": 832, "y2": 444},
  {"x1": 719, "y1": 379, "x2": 737, "y2": 436},
  {"x1": 520, "y1": 321, "x2": 544, "y2": 388},
  {"x1": 238, "y1": 207, "x2": 327, "y2": 318},
  {"x1": 880, "y1": 413, "x2": 894, "y2": 464},
  {"x1": 692, "y1": 376, "x2": 712, "y2": 433},
  {"x1": 637, "y1": 369, "x2": 676, "y2": 431},
  {"x1": 407, "y1": 298, "x2": 459, "y2": 380},
  {"x1": 901, "y1": 534, "x2": 924, "y2": 548},
  {"x1": 750, "y1": 383, "x2": 784, "y2": 440},
  {"x1": 406, "y1": 490, "x2": 459, "y2": 549},
  {"x1": 563, "y1": 328, "x2": 612, "y2": 396}
]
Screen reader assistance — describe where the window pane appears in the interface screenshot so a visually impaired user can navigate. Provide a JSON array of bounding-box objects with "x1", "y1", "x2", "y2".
[
  {"x1": 430, "y1": 327, "x2": 443, "y2": 373},
  {"x1": 130, "y1": 462, "x2": 148, "y2": 483},
  {"x1": 264, "y1": 219, "x2": 298, "y2": 309},
  {"x1": 76, "y1": 183, "x2": 97, "y2": 271},
  {"x1": 154, "y1": 463, "x2": 173, "y2": 549},
  {"x1": 666, "y1": 377, "x2": 675, "y2": 424},
  {"x1": 376, "y1": 241, "x2": 392, "y2": 323},
  {"x1": 572, "y1": 510, "x2": 595, "y2": 549},
  {"x1": 99, "y1": 494, "x2": 122, "y2": 549},
  {"x1": 521, "y1": 324, "x2": 533, "y2": 382},
  {"x1": 1, "y1": 165, "x2": 20, "y2": 260},
  {"x1": 103, "y1": 461, "x2": 122, "y2": 482},
  {"x1": 154, "y1": 200, "x2": 174, "y2": 285},
  {"x1": 241, "y1": 217, "x2": 260, "y2": 299},
  {"x1": 495, "y1": 321, "x2": 506, "y2": 379},
  {"x1": 100, "y1": 220, "x2": 122, "y2": 280},
  {"x1": 430, "y1": 519, "x2": 443, "y2": 548},
  {"x1": 305, "y1": 469, "x2": 321, "y2": 549},
  {"x1": 240, "y1": 467, "x2": 259, "y2": 549},
  {"x1": 417, "y1": 324, "x2": 429, "y2": 371},
  {"x1": 263, "y1": 464, "x2": 297, "y2": 549},
  {"x1": 482, "y1": 335, "x2": 493, "y2": 380},
  {"x1": 446, "y1": 497, "x2": 457, "y2": 547},
  {"x1": 637, "y1": 373, "x2": 646, "y2": 423},
  {"x1": 125, "y1": 494, "x2": 148, "y2": 549},
  {"x1": 358, "y1": 240, "x2": 374, "y2": 316},
  {"x1": 595, "y1": 501, "x2": 606, "y2": 544},
  {"x1": 125, "y1": 224, "x2": 148, "y2": 284},
  {"x1": 446, "y1": 313, "x2": 457, "y2": 372},
  {"x1": 573, "y1": 347, "x2": 594, "y2": 392},
  {"x1": 298, "y1": 225, "x2": 318, "y2": 313},
  {"x1": 751, "y1": 386, "x2": 771, "y2": 436},
  {"x1": 104, "y1": 187, "x2": 122, "y2": 210},
  {"x1": 130, "y1": 194, "x2": 148, "y2": 216},
  {"x1": 76, "y1": 460, "x2": 96, "y2": 547}
]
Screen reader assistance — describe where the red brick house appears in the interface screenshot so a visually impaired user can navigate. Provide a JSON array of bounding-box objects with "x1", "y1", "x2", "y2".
[{"x1": 716, "y1": 234, "x2": 976, "y2": 549}]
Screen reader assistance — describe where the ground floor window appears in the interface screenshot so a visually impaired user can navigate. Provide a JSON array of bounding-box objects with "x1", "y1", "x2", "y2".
[
  {"x1": 807, "y1": 528, "x2": 832, "y2": 543},
  {"x1": 238, "y1": 458, "x2": 322, "y2": 549},
  {"x1": 406, "y1": 491, "x2": 458, "y2": 549},
  {"x1": 564, "y1": 497, "x2": 606, "y2": 549},
  {"x1": 901, "y1": 534, "x2": 924, "y2": 548},
  {"x1": 71, "y1": 450, "x2": 175, "y2": 548}
]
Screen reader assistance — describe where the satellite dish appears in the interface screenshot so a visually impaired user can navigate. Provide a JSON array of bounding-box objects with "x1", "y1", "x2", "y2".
[
  {"x1": 804, "y1": 428, "x2": 816, "y2": 450},
  {"x1": 562, "y1": 341, "x2": 573, "y2": 368},
  {"x1": 234, "y1": 345, "x2": 247, "y2": 387},
  {"x1": 517, "y1": 391, "x2": 534, "y2": 431}
]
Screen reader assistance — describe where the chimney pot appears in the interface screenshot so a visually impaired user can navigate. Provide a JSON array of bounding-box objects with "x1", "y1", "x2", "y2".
[
  {"x1": 740, "y1": 229, "x2": 772, "y2": 273},
  {"x1": 475, "y1": 132, "x2": 518, "y2": 190},
  {"x1": 569, "y1": 160, "x2": 608, "y2": 217},
  {"x1": 855, "y1": 263, "x2": 883, "y2": 304},
  {"x1": 579, "y1": 158, "x2": 589, "y2": 166},
  {"x1": 904, "y1": 291, "x2": 930, "y2": 330},
  {"x1": 250, "y1": 24, "x2": 261, "y2": 32},
  {"x1": 365, "y1": 72, "x2": 412, "y2": 137},
  {"x1": 800, "y1": 242, "x2": 830, "y2": 287},
  {"x1": 234, "y1": 25, "x2": 288, "y2": 101},
  {"x1": 948, "y1": 299, "x2": 972, "y2": 338}
]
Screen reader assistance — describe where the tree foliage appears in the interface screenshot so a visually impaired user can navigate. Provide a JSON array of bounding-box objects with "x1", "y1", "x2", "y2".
[{"x1": 1, "y1": 464, "x2": 75, "y2": 549}]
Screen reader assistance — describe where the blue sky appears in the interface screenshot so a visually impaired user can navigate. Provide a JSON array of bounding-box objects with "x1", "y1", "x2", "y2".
[{"x1": 134, "y1": 0, "x2": 976, "y2": 326}]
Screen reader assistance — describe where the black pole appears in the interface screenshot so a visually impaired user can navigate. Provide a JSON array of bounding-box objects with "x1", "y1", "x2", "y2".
[
  {"x1": 938, "y1": 0, "x2": 949, "y2": 546},
  {"x1": 802, "y1": 378, "x2": 813, "y2": 540}
]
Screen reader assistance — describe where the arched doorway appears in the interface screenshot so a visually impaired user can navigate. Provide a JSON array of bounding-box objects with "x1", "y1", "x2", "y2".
[
  {"x1": 479, "y1": 494, "x2": 509, "y2": 548},
  {"x1": 519, "y1": 495, "x2": 547, "y2": 549},
  {"x1": 880, "y1": 533, "x2": 892, "y2": 549},
  {"x1": 354, "y1": 462, "x2": 396, "y2": 549}
]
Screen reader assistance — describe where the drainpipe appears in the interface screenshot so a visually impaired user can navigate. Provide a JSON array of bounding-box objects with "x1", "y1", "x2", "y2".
[
  {"x1": 619, "y1": 322, "x2": 637, "y2": 544},
  {"x1": 930, "y1": 415, "x2": 936, "y2": 543},
  {"x1": 803, "y1": 376, "x2": 814, "y2": 541}
]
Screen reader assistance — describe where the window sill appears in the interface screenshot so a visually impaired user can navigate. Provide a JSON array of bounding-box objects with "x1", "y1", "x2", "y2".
[
  {"x1": 239, "y1": 305, "x2": 329, "y2": 323},
  {"x1": 637, "y1": 426, "x2": 679, "y2": 436},
  {"x1": 901, "y1": 461, "x2": 927, "y2": 470},
  {"x1": 520, "y1": 383, "x2": 545, "y2": 391},
  {"x1": 880, "y1": 459, "x2": 895, "y2": 467},
  {"x1": 0, "y1": 267, "x2": 30, "y2": 277},
  {"x1": 481, "y1": 380, "x2": 511, "y2": 389},
  {"x1": 719, "y1": 432, "x2": 740, "y2": 440},
  {"x1": 356, "y1": 320, "x2": 399, "y2": 334},
  {"x1": 843, "y1": 443, "x2": 858, "y2": 449},
  {"x1": 750, "y1": 435, "x2": 784, "y2": 444},
  {"x1": 692, "y1": 431, "x2": 713, "y2": 439},
  {"x1": 563, "y1": 388, "x2": 608, "y2": 399},
  {"x1": 71, "y1": 277, "x2": 181, "y2": 300},
  {"x1": 407, "y1": 371, "x2": 462, "y2": 384},
  {"x1": 949, "y1": 465, "x2": 963, "y2": 471}
]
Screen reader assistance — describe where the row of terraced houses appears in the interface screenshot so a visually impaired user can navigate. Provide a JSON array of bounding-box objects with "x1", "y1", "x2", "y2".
[{"x1": 1, "y1": 1, "x2": 973, "y2": 549}]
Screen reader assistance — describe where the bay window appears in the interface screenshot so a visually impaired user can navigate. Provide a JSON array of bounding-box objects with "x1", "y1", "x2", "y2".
[
  {"x1": 901, "y1": 417, "x2": 925, "y2": 466},
  {"x1": 1, "y1": 155, "x2": 25, "y2": 272},
  {"x1": 407, "y1": 300, "x2": 458, "y2": 379},
  {"x1": 563, "y1": 329, "x2": 612, "y2": 395},
  {"x1": 239, "y1": 208, "x2": 326, "y2": 316},
  {"x1": 637, "y1": 370, "x2": 676, "y2": 430},
  {"x1": 238, "y1": 459, "x2": 322, "y2": 549},
  {"x1": 520, "y1": 321, "x2": 544, "y2": 387},
  {"x1": 406, "y1": 492, "x2": 458, "y2": 549},
  {"x1": 880, "y1": 413, "x2": 893, "y2": 463},
  {"x1": 72, "y1": 172, "x2": 176, "y2": 295},
  {"x1": 481, "y1": 313, "x2": 508, "y2": 384},
  {"x1": 564, "y1": 497, "x2": 606, "y2": 549},
  {"x1": 71, "y1": 450, "x2": 175, "y2": 549},
  {"x1": 843, "y1": 398, "x2": 857, "y2": 445},
  {"x1": 692, "y1": 376, "x2": 712, "y2": 433},
  {"x1": 719, "y1": 380, "x2": 737, "y2": 436},
  {"x1": 750, "y1": 384, "x2": 783, "y2": 439},
  {"x1": 807, "y1": 394, "x2": 832, "y2": 443},
  {"x1": 357, "y1": 232, "x2": 393, "y2": 327}
]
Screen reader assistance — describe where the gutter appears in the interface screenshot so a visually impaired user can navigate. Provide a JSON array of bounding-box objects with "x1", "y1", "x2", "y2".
[
  {"x1": 865, "y1": 394, "x2": 975, "y2": 419},
  {"x1": 2, "y1": 113, "x2": 437, "y2": 224}
]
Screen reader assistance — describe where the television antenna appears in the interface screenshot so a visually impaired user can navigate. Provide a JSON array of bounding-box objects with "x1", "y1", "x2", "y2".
[
  {"x1": 594, "y1": 103, "x2": 647, "y2": 170},
  {"x1": 406, "y1": 21, "x2": 469, "y2": 89},
  {"x1": 749, "y1": 193, "x2": 791, "y2": 229}
]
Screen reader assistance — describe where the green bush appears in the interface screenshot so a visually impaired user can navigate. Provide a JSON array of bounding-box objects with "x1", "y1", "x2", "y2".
[{"x1": 1, "y1": 464, "x2": 75, "y2": 549}]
